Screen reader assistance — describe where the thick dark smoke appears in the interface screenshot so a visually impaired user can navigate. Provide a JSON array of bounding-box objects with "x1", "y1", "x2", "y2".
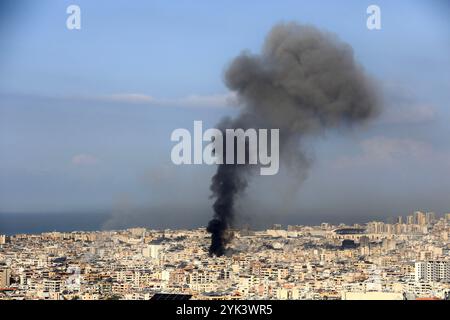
[{"x1": 207, "y1": 22, "x2": 380, "y2": 256}]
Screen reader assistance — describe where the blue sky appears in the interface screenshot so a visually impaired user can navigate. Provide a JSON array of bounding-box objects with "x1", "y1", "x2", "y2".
[{"x1": 0, "y1": 0, "x2": 449, "y2": 226}]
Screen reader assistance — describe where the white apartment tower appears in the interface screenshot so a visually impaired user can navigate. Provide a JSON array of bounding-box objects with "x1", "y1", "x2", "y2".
[
  {"x1": 415, "y1": 261, "x2": 450, "y2": 282},
  {"x1": 143, "y1": 243, "x2": 163, "y2": 259}
]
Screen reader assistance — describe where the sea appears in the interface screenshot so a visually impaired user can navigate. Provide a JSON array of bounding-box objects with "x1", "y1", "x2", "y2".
[
  {"x1": 0, "y1": 212, "x2": 112, "y2": 235},
  {"x1": 0, "y1": 209, "x2": 383, "y2": 236}
]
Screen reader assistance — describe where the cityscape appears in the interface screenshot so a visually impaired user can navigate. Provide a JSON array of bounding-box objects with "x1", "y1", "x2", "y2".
[
  {"x1": 1, "y1": 211, "x2": 449, "y2": 300},
  {"x1": 1, "y1": 1, "x2": 449, "y2": 309}
]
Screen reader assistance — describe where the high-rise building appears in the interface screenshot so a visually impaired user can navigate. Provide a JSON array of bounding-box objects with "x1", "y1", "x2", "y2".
[
  {"x1": 367, "y1": 221, "x2": 385, "y2": 233},
  {"x1": 359, "y1": 236, "x2": 370, "y2": 247},
  {"x1": 445, "y1": 213, "x2": 450, "y2": 222},
  {"x1": 415, "y1": 261, "x2": 450, "y2": 282},
  {"x1": 143, "y1": 243, "x2": 163, "y2": 259},
  {"x1": 0, "y1": 235, "x2": 6, "y2": 245},
  {"x1": 396, "y1": 216, "x2": 403, "y2": 224},
  {"x1": 414, "y1": 211, "x2": 426, "y2": 225},
  {"x1": 382, "y1": 238, "x2": 396, "y2": 251},
  {"x1": 425, "y1": 212, "x2": 436, "y2": 224},
  {"x1": 406, "y1": 215, "x2": 414, "y2": 225},
  {"x1": 0, "y1": 268, "x2": 10, "y2": 288}
]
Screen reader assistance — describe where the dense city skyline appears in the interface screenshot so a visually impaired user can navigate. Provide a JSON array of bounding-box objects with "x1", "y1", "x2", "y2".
[{"x1": 1, "y1": 211, "x2": 449, "y2": 300}]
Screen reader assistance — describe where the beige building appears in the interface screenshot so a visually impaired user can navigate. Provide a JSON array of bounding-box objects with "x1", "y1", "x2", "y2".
[
  {"x1": 341, "y1": 291, "x2": 404, "y2": 300},
  {"x1": 0, "y1": 268, "x2": 11, "y2": 288}
]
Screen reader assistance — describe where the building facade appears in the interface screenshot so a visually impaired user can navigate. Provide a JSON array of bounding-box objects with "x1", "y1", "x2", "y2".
[{"x1": 415, "y1": 261, "x2": 450, "y2": 283}]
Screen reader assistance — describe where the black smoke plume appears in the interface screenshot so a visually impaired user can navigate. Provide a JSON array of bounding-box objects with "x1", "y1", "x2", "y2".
[{"x1": 207, "y1": 22, "x2": 380, "y2": 256}]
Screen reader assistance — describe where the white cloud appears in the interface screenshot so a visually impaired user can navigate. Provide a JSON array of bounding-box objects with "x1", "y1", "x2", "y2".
[
  {"x1": 103, "y1": 93, "x2": 156, "y2": 104},
  {"x1": 334, "y1": 136, "x2": 432, "y2": 168},
  {"x1": 379, "y1": 103, "x2": 437, "y2": 125},
  {"x1": 167, "y1": 93, "x2": 238, "y2": 108},
  {"x1": 379, "y1": 82, "x2": 437, "y2": 125},
  {"x1": 99, "y1": 92, "x2": 238, "y2": 108},
  {"x1": 71, "y1": 154, "x2": 100, "y2": 166},
  {"x1": 4, "y1": 91, "x2": 239, "y2": 109}
]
